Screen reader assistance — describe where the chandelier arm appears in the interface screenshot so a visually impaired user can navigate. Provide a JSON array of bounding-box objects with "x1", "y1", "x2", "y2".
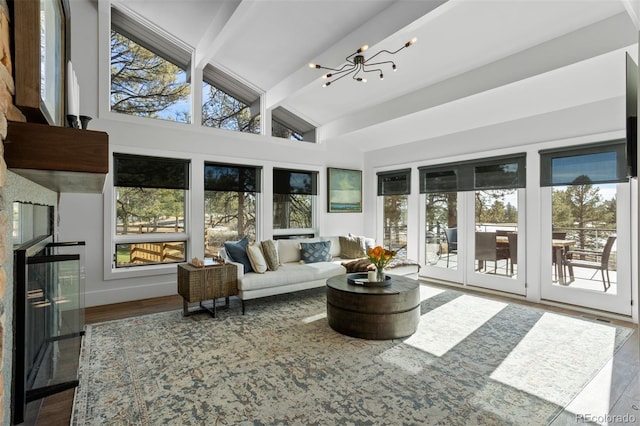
[
  {"x1": 315, "y1": 64, "x2": 352, "y2": 73},
  {"x1": 363, "y1": 47, "x2": 406, "y2": 64},
  {"x1": 363, "y1": 67, "x2": 383, "y2": 74},
  {"x1": 329, "y1": 66, "x2": 357, "y2": 78},
  {"x1": 364, "y1": 60, "x2": 396, "y2": 68},
  {"x1": 328, "y1": 68, "x2": 357, "y2": 85}
]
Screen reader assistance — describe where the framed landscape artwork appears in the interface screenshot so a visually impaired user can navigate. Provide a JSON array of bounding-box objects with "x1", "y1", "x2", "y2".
[{"x1": 327, "y1": 168, "x2": 362, "y2": 213}]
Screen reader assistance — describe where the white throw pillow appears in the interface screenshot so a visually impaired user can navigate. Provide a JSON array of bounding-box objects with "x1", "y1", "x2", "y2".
[{"x1": 246, "y1": 242, "x2": 268, "y2": 273}]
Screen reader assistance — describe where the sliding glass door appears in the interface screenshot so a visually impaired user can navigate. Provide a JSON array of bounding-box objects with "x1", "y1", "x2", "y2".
[
  {"x1": 419, "y1": 155, "x2": 526, "y2": 295},
  {"x1": 539, "y1": 141, "x2": 631, "y2": 315}
]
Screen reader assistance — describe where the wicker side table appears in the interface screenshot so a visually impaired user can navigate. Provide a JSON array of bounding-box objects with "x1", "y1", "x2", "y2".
[{"x1": 177, "y1": 263, "x2": 238, "y2": 317}]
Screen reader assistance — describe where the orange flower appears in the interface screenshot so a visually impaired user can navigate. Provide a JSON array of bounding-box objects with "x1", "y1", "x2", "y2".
[{"x1": 366, "y1": 246, "x2": 396, "y2": 270}]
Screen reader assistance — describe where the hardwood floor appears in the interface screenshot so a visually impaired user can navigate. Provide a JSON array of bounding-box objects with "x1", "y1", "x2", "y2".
[
  {"x1": 35, "y1": 295, "x2": 183, "y2": 426},
  {"x1": 33, "y1": 289, "x2": 639, "y2": 425}
]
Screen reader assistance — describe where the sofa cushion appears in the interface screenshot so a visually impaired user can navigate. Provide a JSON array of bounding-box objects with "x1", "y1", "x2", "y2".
[
  {"x1": 339, "y1": 235, "x2": 365, "y2": 258},
  {"x1": 223, "y1": 236, "x2": 253, "y2": 273},
  {"x1": 247, "y1": 242, "x2": 267, "y2": 274},
  {"x1": 342, "y1": 257, "x2": 375, "y2": 273},
  {"x1": 277, "y1": 239, "x2": 305, "y2": 263},
  {"x1": 260, "y1": 240, "x2": 280, "y2": 271},
  {"x1": 300, "y1": 241, "x2": 332, "y2": 263},
  {"x1": 320, "y1": 236, "x2": 341, "y2": 257},
  {"x1": 238, "y1": 262, "x2": 345, "y2": 291}
]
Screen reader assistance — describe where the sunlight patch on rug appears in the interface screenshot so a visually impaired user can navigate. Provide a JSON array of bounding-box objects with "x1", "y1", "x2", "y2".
[
  {"x1": 490, "y1": 312, "x2": 617, "y2": 407},
  {"x1": 405, "y1": 294, "x2": 508, "y2": 357},
  {"x1": 418, "y1": 284, "x2": 444, "y2": 301},
  {"x1": 301, "y1": 311, "x2": 326, "y2": 323}
]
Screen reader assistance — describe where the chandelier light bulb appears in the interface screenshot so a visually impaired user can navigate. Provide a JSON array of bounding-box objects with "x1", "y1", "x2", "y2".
[
  {"x1": 309, "y1": 63, "x2": 319, "y2": 68},
  {"x1": 363, "y1": 78, "x2": 367, "y2": 83},
  {"x1": 358, "y1": 44, "x2": 369, "y2": 53},
  {"x1": 392, "y1": 64, "x2": 397, "y2": 71},
  {"x1": 406, "y1": 37, "x2": 418, "y2": 47},
  {"x1": 380, "y1": 73, "x2": 384, "y2": 80}
]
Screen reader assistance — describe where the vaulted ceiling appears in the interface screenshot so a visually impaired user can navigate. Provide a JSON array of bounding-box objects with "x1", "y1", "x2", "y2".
[{"x1": 114, "y1": 0, "x2": 638, "y2": 151}]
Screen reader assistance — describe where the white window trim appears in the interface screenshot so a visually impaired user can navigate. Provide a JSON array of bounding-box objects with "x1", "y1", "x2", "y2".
[{"x1": 104, "y1": 149, "x2": 192, "y2": 280}]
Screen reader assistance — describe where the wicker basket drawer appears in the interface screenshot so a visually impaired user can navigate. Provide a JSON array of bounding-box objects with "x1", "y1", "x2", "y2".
[{"x1": 178, "y1": 263, "x2": 237, "y2": 303}]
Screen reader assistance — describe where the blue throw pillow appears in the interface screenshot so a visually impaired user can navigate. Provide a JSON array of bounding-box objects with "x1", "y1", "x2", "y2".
[
  {"x1": 224, "y1": 236, "x2": 253, "y2": 273},
  {"x1": 300, "y1": 241, "x2": 332, "y2": 263}
]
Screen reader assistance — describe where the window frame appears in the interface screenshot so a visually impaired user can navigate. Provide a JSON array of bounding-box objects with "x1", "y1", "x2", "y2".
[
  {"x1": 109, "y1": 4, "x2": 193, "y2": 123},
  {"x1": 107, "y1": 153, "x2": 191, "y2": 278},
  {"x1": 272, "y1": 168, "x2": 318, "y2": 237},
  {"x1": 201, "y1": 64, "x2": 262, "y2": 134}
]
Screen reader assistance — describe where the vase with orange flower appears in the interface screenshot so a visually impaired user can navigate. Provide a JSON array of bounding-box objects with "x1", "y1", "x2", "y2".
[{"x1": 366, "y1": 246, "x2": 397, "y2": 282}]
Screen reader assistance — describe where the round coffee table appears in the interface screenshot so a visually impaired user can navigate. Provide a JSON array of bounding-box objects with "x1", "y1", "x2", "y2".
[{"x1": 326, "y1": 274, "x2": 420, "y2": 340}]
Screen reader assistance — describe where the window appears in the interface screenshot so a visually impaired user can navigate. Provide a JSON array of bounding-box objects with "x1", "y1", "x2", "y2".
[
  {"x1": 202, "y1": 65, "x2": 260, "y2": 133},
  {"x1": 539, "y1": 140, "x2": 627, "y2": 187},
  {"x1": 273, "y1": 168, "x2": 317, "y2": 236},
  {"x1": 110, "y1": 7, "x2": 191, "y2": 122},
  {"x1": 113, "y1": 154, "x2": 190, "y2": 268},
  {"x1": 204, "y1": 163, "x2": 261, "y2": 257},
  {"x1": 541, "y1": 141, "x2": 626, "y2": 291},
  {"x1": 272, "y1": 107, "x2": 316, "y2": 142},
  {"x1": 378, "y1": 169, "x2": 411, "y2": 257}
]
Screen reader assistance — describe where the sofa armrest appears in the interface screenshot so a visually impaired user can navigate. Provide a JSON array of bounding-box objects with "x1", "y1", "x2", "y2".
[
  {"x1": 225, "y1": 260, "x2": 245, "y2": 280},
  {"x1": 219, "y1": 247, "x2": 244, "y2": 280}
]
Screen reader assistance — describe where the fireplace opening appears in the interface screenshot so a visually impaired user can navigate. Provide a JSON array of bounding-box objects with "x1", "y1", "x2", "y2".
[{"x1": 12, "y1": 203, "x2": 85, "y2": 425}]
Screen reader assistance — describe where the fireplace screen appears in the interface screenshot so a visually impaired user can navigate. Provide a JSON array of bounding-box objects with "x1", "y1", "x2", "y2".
[{"x1": 13, "y1": 236, "x2": 85, "y2": 425}]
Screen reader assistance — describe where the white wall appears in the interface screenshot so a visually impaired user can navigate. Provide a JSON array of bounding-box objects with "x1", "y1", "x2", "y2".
[{"x1": 61, "y1": 0, "x2": 365, "y2": 306}]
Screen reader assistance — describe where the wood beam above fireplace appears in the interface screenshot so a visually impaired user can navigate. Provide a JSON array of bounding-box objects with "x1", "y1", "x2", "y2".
[{"x1": 4, "y1": 121, "x2": 109, "y2": 193}]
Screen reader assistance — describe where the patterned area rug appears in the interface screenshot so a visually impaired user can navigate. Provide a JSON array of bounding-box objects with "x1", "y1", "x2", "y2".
[{"x1": 72, "y1": 285, "x2": 633, "y2": 425}]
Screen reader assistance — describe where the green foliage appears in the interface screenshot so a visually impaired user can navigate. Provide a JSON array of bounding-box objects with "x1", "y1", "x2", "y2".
[
  {"x1": 552, "y1": 180, "x2": 614, "y2": 248},
  {"x1": 116, "y1": 187, "x2": 184, "y2": 233},
  {"x1": 202, "y1": 84, "x2": 260, "y2": 133},
  {"x1": 110, "y1": 31, "x2": 190, "y2": 121},
  {"x1": 273, "y1": 194, "x2": 312, "y2": 229},
  {"x1": 475, "y1": 189, "x2": 517, "y2": 224}
]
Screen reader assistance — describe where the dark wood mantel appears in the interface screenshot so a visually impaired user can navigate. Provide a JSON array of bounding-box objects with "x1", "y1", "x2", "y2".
[{"x1": 4, "y1": 121, "x2": 109, "y2": 193}]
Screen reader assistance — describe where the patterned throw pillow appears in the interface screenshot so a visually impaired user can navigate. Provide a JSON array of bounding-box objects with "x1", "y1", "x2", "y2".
[
  {"x1": 300, "y1": 241, "x2": 332, "y2": 263},
  {"x1": 223, "y1": 236, "x2": 253, "y2": 273},
  {"x1": 260, "y1": 240, "x2": 280, "y2": 271},
  {"x1": 246, "y1": 242, "x2": 268, "y2": 274},
  {"x1": 339, "y1": 235, "x2": 365, "y2": 259}
]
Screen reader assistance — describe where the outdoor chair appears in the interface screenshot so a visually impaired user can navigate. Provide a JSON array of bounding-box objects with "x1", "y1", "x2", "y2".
[
  {"x1": 564, "y1": 235, "x2": 616, "y2": 292},
  {"x1": 551, "y1": 232, "x2": 567, "y2": 280},
  {"x1": 507, "y1": 232, "x2": 517, "y2": 276},
  {"x1": 475, "y1": 231, "x2": 510, "y2": 274},
  {"x1": 444, "y1": 227, "x2": 457, "y2": 267}
]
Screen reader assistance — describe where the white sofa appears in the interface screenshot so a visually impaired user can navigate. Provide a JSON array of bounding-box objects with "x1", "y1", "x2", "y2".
[{"x1": 219, "y1": 236, "x2": 420, "y2": 314}]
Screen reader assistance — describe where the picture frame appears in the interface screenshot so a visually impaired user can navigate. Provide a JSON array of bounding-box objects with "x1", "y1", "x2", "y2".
[{"x1": 327, "y1": 168, "x2": 362, "y2": 213}]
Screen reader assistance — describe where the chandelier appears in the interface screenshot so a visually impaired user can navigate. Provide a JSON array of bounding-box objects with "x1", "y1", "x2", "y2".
[{"x1": 309, "y1": 37, "x2": 417, "y2": 87}]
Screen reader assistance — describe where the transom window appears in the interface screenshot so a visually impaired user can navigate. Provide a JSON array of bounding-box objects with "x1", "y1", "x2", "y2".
[
  {"x1": 110, "y1": 7, "x2": 191, "y2": 123},
  {"x1": 202, "y1": 65, "x2": 261, "y2": 134}
]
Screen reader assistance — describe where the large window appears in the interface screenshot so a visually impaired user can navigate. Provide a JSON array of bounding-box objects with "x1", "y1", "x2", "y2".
[
  {"x1": 113, "y1": 154, "x2": 189, "y2": 268},
  {"x1": 273, "y1": 168, "x2": 317, "y2": 236},
  {"x1": 204, "y1": 163, "x2": 261, "y2": 257},
  {"x1": 378, "y1": 169, "x2": 410, "y2": 258},
  {"x1": 110, "y1": 7, "x2": 191, "y2": 122},
  {"x1": 202, "y1": 65, "x2": 260, "y2": 134}
]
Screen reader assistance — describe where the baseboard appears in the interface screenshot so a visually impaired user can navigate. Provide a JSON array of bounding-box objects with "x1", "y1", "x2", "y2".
[{"x1": 84, "y1": 280, "x2": 176, "y2": 307}]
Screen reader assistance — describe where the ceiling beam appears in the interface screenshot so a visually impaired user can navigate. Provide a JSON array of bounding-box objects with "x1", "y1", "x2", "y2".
[
  {"x1": 320, "y1": 12, "x2": 637, "y2": 145},
  {"x1": 194, "y1": 0, "x2": 249, "y2": 69},
  {"x1": 264, "y1": 0, "x2": 448, "y2": 110}
]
